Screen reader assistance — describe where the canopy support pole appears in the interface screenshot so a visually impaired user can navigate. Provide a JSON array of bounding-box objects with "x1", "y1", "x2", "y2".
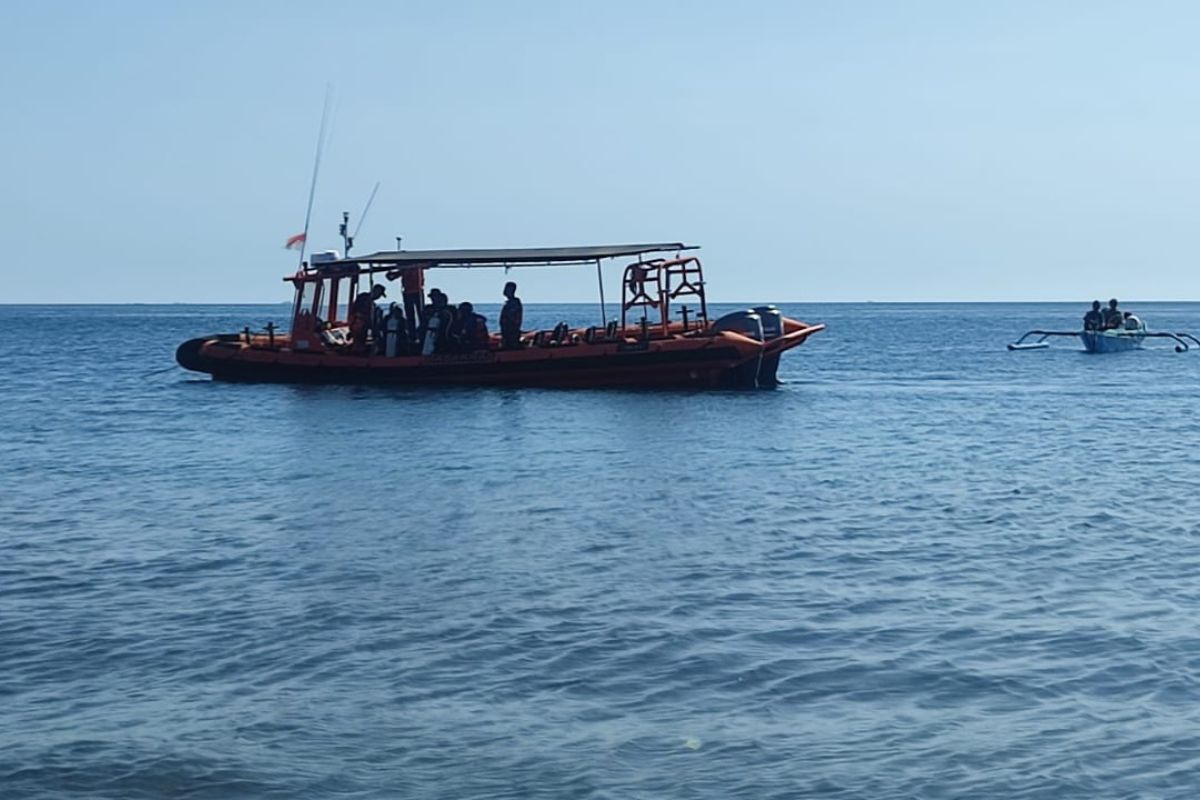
[{"x1": 596, "y1": 259, "x2": 607, "y2": 325}]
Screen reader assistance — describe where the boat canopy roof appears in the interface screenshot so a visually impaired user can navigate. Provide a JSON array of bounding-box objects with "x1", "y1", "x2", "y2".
[{"x1": 319, "y1": 243, "x2": 696, "y2": 273}]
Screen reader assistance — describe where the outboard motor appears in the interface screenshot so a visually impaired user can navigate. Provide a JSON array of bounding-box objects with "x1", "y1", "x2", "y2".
[
  {"x1": 711, "y1": 310, "x2": 764, "y2": 388},
  {"x1": 753, "y1": 305, "x2": 784, "y2": 387}
]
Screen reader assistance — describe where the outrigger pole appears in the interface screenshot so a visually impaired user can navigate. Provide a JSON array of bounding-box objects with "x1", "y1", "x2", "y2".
[
  {"x1": 1007, "y1": 330, "x2": 1076, "y2": 350},
  {"x1": 1145, "y1": 331, "x2": 1199, "y2": 352},
  {"x1": 1009, "y1": 329, "x2": 1199, "y2": 352},
  {"x1": 297, "y1": 86, "x2": 335, "y2": 269}
]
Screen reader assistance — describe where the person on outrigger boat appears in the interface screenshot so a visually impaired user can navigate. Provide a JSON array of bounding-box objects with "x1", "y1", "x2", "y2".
[
  {"x1": 1083, "y1": 300, "x2": 1103, "y2": 331},
  {"x1": 1102, "y1": 298, "x2": 1123, "y2": 329},
  {"x1": 1123, "y1": 311, "x2": 1143, "y2": 331}
]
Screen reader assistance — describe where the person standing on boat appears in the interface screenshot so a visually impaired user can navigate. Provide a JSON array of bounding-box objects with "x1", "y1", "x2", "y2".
[
  {"x1": 350, "y1": 284, "x2": 386, "y2": 352},
  {"x1": 402, "y1": 267, "x2": 426, "y2": 341},
  {"x1": 1102, "y1": 298, "x2": 1123, "y2": 329},
  {"x1": 386, "y1": 265, "x2": 427, "y2": 342},
  {"x1": 500, "y1": 281, "x2": 523, "y2": 349},
  {"x1": 1083, "y1": 300, "x2": 1104, "y2": 331}
]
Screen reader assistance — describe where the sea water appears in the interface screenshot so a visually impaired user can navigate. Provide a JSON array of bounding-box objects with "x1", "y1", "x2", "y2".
[{"x1": 2, "y1": 302, "x2": 1199, "y2": 799}]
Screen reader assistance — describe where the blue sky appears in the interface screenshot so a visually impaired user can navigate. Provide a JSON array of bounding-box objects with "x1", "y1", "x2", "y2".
[{"x1": 3, "y1": 1, "x2": 1199, "y2": 302}]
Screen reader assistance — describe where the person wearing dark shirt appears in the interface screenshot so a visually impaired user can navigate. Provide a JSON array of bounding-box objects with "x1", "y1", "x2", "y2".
[
  {"x1": 1083, "y1": 300, "x2": 1103, "y2": 331},
  {"x1": 449, "y1": 301, "x2": 490, "y2": 352},
  {"x1": 446, "y1": 301, "x2": 469, "y2": 351},
  {"x1": 1102, "y1": 298, "x2": 1123, "y2": 329},
  {"x1": 421, "y1": 288, "x2": 455, "y2": 354},
  {"x1": 349, "y1": 284, "x2": 386, "y2": 352},
  {"x1": 470, "y1": 310, "x2": 490, "y2": 349},
  {"x1": 500, "y1": 281, "x2": 523, "y2": 349}
]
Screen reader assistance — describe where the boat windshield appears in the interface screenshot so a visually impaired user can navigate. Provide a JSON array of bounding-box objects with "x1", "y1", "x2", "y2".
[{"x1": 293, "y1": 280, "x2": 322, "y2": 326}]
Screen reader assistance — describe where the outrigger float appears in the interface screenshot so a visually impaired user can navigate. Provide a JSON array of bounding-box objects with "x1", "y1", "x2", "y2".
[
  {"x1": 176, "y1": 242, "x2": 824, "y2": 388},
  {"x1": 1009, "y1": 326, "x2": 1200, "y2": 353}
]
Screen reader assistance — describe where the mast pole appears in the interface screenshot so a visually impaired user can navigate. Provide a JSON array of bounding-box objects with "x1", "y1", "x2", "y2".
[{"x1": 298, "y1": 86, "x2": 334, "y2": 269}]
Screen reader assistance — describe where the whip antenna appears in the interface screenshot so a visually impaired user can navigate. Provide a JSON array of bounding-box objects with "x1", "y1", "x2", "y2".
[
  {"x1": 340, "y1": 182, "x2": 380, "y2": 256},
  {"x1": 297, "y1": 85, "x2": 335, "y2": 268},
  {"x1": 353, "y1": 181, "x2": 381, "y2": 241}
]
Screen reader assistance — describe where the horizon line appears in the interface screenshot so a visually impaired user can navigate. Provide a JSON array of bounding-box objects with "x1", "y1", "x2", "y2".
[{"x1": 2, "y1": 299, "x2": 1198, "y2": 306}]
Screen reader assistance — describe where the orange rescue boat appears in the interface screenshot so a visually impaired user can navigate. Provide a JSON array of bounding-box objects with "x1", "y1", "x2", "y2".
[{"x1": 176, "y1": 242, "x2": 824, "y2": 388}]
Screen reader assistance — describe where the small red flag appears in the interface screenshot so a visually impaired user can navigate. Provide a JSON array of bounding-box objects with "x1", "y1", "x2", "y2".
[{"x1": 284, "y1": 232, "x2": 307, "y2": 250}]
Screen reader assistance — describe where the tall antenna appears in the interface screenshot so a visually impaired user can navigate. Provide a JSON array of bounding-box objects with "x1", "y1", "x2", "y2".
[
  {"x1": 297, "y1": 85, "x2": 335, "y2": 268},
  {"x1": 353, "y1": 182, "x2": 381, "y2": 241},
  {"x1": 340, "y1": 181, "x2": 381, "y2": 256}
]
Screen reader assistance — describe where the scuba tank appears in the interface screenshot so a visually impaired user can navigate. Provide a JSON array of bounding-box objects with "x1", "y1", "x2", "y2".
[
  {"x1": 422, "y1": 311, "x2": 446, "y2": 356},
  {"x1": 385, "y1": 306, "x2": 403, "y2": 357}
]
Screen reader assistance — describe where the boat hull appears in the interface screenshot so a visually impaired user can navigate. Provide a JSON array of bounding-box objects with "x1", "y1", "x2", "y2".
[
  {"x1": 176, "y1": 325, "x2": 822, "y2": 389},
  {"x1": 1080, "y1": 330, "x2": 1144, "y2": 353}
]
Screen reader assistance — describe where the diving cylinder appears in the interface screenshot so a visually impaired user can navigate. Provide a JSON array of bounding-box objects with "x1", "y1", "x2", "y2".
[
  {"x1": 385, "y1": 313, "x2": 401, "y2": 357},
  {"x1": 422, "y1": 315, "x2": 440, "y2": 356}
]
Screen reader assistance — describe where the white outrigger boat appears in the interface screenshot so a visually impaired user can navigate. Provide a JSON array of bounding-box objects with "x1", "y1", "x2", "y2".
[{"x1": 1009, "y1": 325, "x2": 1200, "y2": 353}]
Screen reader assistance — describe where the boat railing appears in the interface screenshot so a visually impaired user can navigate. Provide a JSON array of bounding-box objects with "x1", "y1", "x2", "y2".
[
  {"x1": 663, "y1": 257, "x2": 708, "y2": 329},
  {"x1": 620, "y1": 256, "x2": 709, "y2": 335},
  {"x1": 621, "y1": 259, "x2": 666, "y2": 331}
]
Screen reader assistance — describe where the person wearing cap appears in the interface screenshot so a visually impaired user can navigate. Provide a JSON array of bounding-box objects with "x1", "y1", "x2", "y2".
[
  {"x1": 420, "y1": 288, "x2": 455, "y2": 354},
  {"x1": 349, "y1": 283, "x2": 386, "y2": 352},
  {"x1": 500, "y1": 281, "x2": 523, "y2": 349},
  {"x1": 1083, "y1": 300, "x2": 1103, "y2": 331},
  {"x1": 1102, "y1": 298, "x2": 1123, "y2": 330}
]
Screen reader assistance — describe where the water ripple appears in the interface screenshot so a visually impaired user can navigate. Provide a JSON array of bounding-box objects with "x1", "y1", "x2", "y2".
[{"x1": 3, "y1": 303, "x2": 1200, "y2": 798}]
